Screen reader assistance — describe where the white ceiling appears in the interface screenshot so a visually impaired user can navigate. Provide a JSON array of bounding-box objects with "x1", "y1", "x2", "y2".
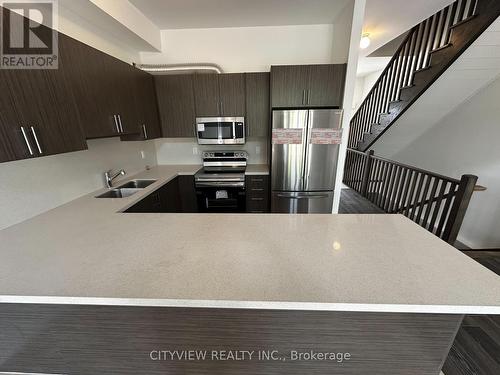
[{"x1": 129, "y1": 0, "x2": 351, "y2": 29}]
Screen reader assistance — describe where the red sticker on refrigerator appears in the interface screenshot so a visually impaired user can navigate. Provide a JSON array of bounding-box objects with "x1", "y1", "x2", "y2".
[
  {"x1": 309, "y1": 128, "x2": 343, "y2": 144},
  {"x1": 272, "y1": 128, "x2": 303, "y2": 144}
]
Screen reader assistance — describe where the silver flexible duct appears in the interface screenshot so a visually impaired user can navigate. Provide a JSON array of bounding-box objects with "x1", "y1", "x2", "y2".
[{"x1": 135, "y1": 63, "x2": 223, "y2": 74}]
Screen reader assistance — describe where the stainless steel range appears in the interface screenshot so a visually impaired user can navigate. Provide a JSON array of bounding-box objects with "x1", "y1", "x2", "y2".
[{"x1": 195, "y1": 151, "x2": 248, "y2": 212}]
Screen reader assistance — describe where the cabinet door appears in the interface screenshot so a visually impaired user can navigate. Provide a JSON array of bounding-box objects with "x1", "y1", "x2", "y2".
[
  {"x1": 193, "y1": 73, "x2": 220, "y2": 116},
  {"x1": 0, "y1": 71, "x2": 35, "y2": 162},
  {"x1": 59, "y1": 34, "x2": 120, "y2": 139},
  {"x1": 3, "y1": 58, "x2": 87, "y2": 158},
  {"x1": 308, "y1": 64, "x2": 347, "y2": 107},
  {"x1": 245, "y1": 72, "x2": 270, "y2": 137},
  {"x1": 159, "y1": 177, "x2": 181, "y2": 212},
  {"x1": 101, "y1": 55, "x2": 139, "y2": 135},
  {"x1": 271, "y1": 65, "x2": 310, "y2": 108},
  {"x1": 178, "y1": 175, "x2": 198, "y2": 212},
  {"x1": 122, "y1": 70, "x2": 162, "y2": 141},
  {"x1": 155, "y1": 75, "x2": 196, "y2": 137},
  {"x1": 139, "y1": 73, "x2": 162, "y2": 139},
  {"x1": 219, "y1": 73, "x2": 246, "y2": 116}
]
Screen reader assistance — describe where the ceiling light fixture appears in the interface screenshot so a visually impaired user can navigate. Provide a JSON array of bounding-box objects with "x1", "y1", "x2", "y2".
[{"x1": 360, "y1": 33, "x2": 371, "y2": 49}]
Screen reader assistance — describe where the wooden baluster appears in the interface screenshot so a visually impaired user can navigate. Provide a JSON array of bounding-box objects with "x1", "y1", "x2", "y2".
[
  {"x1": 456, "y1": 0, "x2": 467, "y2": 24},
  {"x1": 433, "y1": 10, "x2": 445, "y2": 51},
  {"x1": 385, "y1": 165, "x2": 401, "y2": 212},
  {"x1": 360, "y1": 150, "x2": 374, "y2": 197},
  {"x1": 436, "y1": 182, "x2": 458, "y2": 238},
  {"x1": 404, "y1": 172, "x2": 420, "y2": 217},
  {"x1": 422, "y1": 177, "x2": 440, "y2": 228},
  {"x1": 388, "y1": 166, "x2": 404, "y2": 213},
  {"x1": 415, "y1": 174, "x2": 433, "y2": 225},
  {"x1": 416, "y1": 19, "x2": 430, "y2": 71},
  {"x1": 445, "y1": 1, "x2": 458, "y2": 43},
  {"x1": 408, "y1": 172, "x2": 425, "y2": 220},
  {"x1": 423, "y1": 14, "x2": 438, "y2": 68},
  {"x1": 428, "y1": 180, "x2": 448, "y2": 232},
  {"x1": 391, "y1": 167, "x2": 407, "y2": 212}
]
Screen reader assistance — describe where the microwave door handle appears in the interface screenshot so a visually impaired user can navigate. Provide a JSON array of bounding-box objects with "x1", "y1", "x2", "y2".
[{"x1": 232, "y1": 122, "x2": 236, "y2": 139}]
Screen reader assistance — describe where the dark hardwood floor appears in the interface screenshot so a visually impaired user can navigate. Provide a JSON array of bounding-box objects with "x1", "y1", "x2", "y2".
[
  {"x1": 443, "y1": 251, "x2": 500, "y2": 375},
  {"x1": 338, "y1": 188, "x2": 384, "y2": 214}
]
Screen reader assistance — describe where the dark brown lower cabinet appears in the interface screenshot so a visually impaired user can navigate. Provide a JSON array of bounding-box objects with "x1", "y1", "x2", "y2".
[
  {"x1": 125, "y1": 176, "x2": 197, "y2": 213},
  {"x1": 0, "y1": 303, "x2": 463, "y2": 374},
  {"x1": 246, "y1": 175, "x2": 270, "y2": 213}
]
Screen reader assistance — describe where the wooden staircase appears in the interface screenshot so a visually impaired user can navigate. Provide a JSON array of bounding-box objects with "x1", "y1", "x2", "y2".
[{"x1": 349, "y1": 0, "x2": 500, "y2": 151}]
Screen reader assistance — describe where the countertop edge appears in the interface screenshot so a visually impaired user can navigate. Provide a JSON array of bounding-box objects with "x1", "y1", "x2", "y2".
[{"x1": 1, "y1": 296, "x2": 498, "y2": 314}]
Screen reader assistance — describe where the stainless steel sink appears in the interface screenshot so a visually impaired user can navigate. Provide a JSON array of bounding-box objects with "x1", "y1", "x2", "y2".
[
  {"x1": 95, "y1": 188, "x2": 142, "y2": 198},
  {"x1": 116, "y1": 179, "x2": 157, "y2": 189}
]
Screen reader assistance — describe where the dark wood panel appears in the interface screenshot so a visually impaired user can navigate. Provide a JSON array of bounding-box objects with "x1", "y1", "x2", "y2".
[
  {"x1": 0, "y1": 70, "x2": 34, "y2": 162},
  {"x1": 0, "y1": 304, "x2": 463, "y2": 375},
  {"x1": 58, "y1": 33, "x2": 119, "y2": 139},
  {"x1": 246, "y1": 175, "x2": 270, "y2": 213},
  {"x1": 193, "y1": 73, "x2": 220, "y2": 116},
  {"x1": 218, "y1": 73, "x2": 246, "y2": 116},
  {"x1": 122, "y1": 70, "x2": 162, "y2": 141},
  {"x1": 3, "y1": 47, "x2": 87, "y2": 157},
  {"x1": 271, "y1": 65, "x2": 310, "y2": 108},
  {"x1": 178, "y1": 175, "x2": 198, "y2": 212},
  {"x1": 245, "y1": 72, "x2": 270, "y2": 137},
  {"x1": 308, "y1": 64, "x2": 346, "y2": 107},
  {"x1": 155, "y1": 74, "x2": 196, "y2": 137}
]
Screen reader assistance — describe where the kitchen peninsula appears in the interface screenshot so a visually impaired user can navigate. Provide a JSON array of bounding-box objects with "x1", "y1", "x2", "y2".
[{"x1": 0, "y1": 166, "x2": 499, "y2": 374}]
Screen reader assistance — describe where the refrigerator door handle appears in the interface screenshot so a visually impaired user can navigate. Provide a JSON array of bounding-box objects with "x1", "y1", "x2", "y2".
[{"x1": 276, "y1": 193, "x2": 330, "y2": 199}]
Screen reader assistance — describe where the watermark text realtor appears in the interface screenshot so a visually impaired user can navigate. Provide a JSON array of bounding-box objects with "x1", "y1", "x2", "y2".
[{"x1": 0, "y1": 0, "x2": 58, "y2": 69}]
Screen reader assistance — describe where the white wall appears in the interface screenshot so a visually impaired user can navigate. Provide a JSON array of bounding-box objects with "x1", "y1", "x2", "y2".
[
  {"x1": 0, "y1": 138, "x2": 157, "y2": 230},
  {"x1": 155, "y1": 138, "x2": 268, "y2": 165},
  {"x1": 140, "y1": 23, "x2": 346, "y2": 72},
  {"x1": 353, "y1": 70, "x2": 383, "y2": 110},
  {"x1": 373, "y1": 76, "x2": 500, "y2": 249}
]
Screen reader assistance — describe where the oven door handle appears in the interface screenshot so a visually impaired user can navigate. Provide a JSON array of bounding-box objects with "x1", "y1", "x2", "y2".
[{"x1": 196, "y1": 181, "x2": 245, "y2": 188}]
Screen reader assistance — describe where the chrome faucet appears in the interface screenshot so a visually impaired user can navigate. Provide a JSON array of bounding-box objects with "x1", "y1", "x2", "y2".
[{"x1": 104, "y1": 169, "x2": 126, "y2": 188}]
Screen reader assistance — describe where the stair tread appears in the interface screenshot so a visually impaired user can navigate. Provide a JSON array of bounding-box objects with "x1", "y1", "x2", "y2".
[{"x1": 449, "y1": 15, "x2": 477, "y2": 30}]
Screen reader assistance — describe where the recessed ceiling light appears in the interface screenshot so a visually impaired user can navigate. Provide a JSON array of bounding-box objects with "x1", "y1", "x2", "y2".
[{"x1": 360, "y1": 33, "x2": 371, "y2": 49}]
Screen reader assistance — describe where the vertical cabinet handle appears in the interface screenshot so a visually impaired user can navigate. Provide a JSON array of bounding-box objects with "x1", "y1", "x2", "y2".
[
  {"x1": 118, "y1": 115, "x2": 124, "y2": 133},
  {"x1": 113, "y1": 115, "x2": 120, "y2": 133},
  {"x1": 302, "y1": 90, "x2": 306, "y2": 105},
  {"x1": 307, "y1": 89, "x2": 311, "y2": 105},
  {"x1": 142, "y1": 124, "x2": 148, "y2": 139},
  {"x1": 30, "y1": 126, "x2": 43, "y2": 154},
  {"x1": 20, "y1": 126, "x2": 34, "y2": 155}
]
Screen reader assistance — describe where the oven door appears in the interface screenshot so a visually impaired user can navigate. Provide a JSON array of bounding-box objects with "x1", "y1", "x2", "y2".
[{"x1": 196, "y1": 184, "x2": 246, "y2": 213}]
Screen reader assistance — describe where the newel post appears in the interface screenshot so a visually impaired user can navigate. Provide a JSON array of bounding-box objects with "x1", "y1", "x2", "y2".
[
  {"x1": 443, "y1": 174, "x2": 478, "y2": 245},
  {"x1": 360, "y1": 150, "x2": 374, "y2": 197}
]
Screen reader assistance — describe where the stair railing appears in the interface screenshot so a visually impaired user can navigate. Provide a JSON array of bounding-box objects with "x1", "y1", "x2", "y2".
[
  {"x1": 348, "y1": 0, "x2": 479, "y2": 149},
  {"x1": 343, "y1": 148, "x2": 479, "y2": 245}
]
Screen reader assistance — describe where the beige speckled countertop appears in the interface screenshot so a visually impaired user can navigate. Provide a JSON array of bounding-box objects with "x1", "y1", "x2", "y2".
[
  {"x1": 0, "y1": 165, "x2": 499, "y2": 314},
  {"x1": 245, "y1": 164, "x2": 269, "y2": 175}
]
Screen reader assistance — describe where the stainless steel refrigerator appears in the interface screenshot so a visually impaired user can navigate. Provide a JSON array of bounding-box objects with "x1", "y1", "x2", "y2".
[{"x1": 271, "y1": 109, "x2": 343, "y2": 214}]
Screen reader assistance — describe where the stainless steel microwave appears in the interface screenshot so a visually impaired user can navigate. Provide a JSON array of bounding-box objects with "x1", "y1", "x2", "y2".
[{"x1": 196, "y1": 117, "x2": 245, "y2": 145}]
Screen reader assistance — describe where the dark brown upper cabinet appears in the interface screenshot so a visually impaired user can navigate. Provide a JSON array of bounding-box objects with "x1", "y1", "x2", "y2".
[
  {"x1": 192, "y1": 73, "x2": 220, "y2": 116},
  {"x1": 218, "y1": 73, "x2": 246, "y2": 116},
  {"x1": 308, "y1": 64, "x2": 347, "y2": 107},
  {"x1": 193, "y1": 73, "x2": 246, "y2": 117},
  {"x1": 155, "y1": 74, "x2": 196, "y2": 137},
  {"x1": 0, "y1": 40, "x2": 87, "y2": 163},
  {"x1": 58, "y1": 34, "x2": 120, "y2": 139},
  {"x1": 60, "y1": 34, "x2": 144, "y2": 139},
  {"x1": 271, "y1": 64, "x2": 347, "y2": 108},
  {"x1": 245, "y1": 72, "x2": 270, "y2": 138}
]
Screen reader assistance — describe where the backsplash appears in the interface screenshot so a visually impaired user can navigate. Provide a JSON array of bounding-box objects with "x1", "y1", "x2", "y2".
[
  {"x1": 0, "y1": 137, "x2": 157, "y2": 230},
  {"x1": 155, "y1": 137, "x2": 269, "y2": 165}
]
